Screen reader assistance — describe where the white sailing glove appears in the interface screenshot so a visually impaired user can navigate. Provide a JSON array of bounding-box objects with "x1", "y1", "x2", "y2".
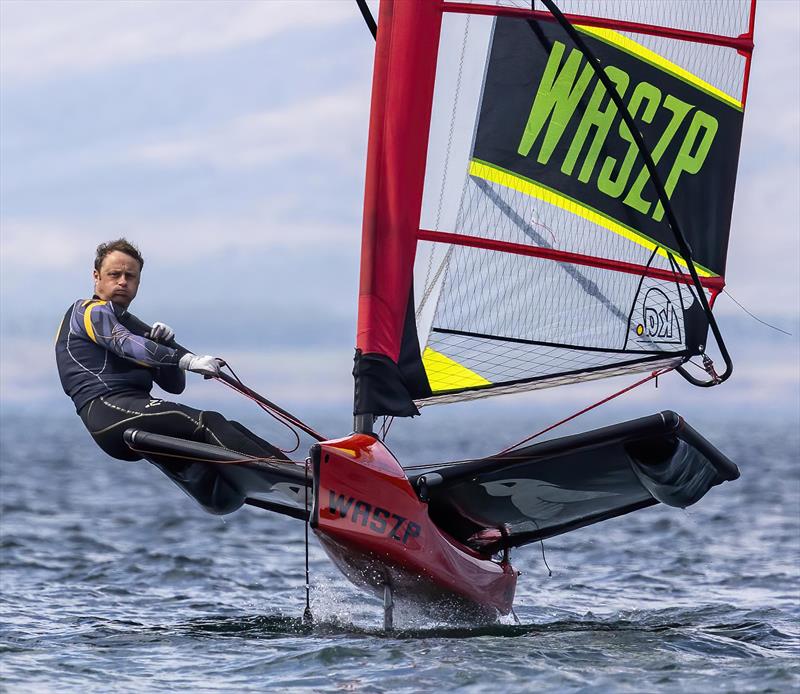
[
  {"x1": 149, "y1": 321, "x2": 175, "y2": 343},
  {"x1": 178, "y1": 353, "x2": 222, "y2": 376}
]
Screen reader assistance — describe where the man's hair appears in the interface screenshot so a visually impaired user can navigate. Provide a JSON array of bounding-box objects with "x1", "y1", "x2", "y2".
[{"x1": 94, "y1": 238, "x2": 144, "y2": 272}]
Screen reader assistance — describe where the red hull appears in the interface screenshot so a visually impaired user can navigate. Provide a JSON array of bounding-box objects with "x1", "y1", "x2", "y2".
[{"x1": 310, "y1": 434, "x2": 517, "y2": 617}]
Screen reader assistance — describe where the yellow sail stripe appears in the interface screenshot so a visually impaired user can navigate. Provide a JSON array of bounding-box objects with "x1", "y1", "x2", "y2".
[
  {"x1": 82, "y1": 300, "x2": 107, "y2": 343},
  {"x1": 576, "y1": 24, "x2": 743, "y2": 111},
  {"x1": 423, "y1": 346, "x2": 491, "y2": 392},
  {"x1": 469, "y1": 159, "x2": 715, "y2": 278}
]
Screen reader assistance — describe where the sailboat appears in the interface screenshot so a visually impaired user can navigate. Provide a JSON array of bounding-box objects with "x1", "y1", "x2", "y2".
[{"x1": 124, "y1": 0, "x2": 757, "y2": 627}]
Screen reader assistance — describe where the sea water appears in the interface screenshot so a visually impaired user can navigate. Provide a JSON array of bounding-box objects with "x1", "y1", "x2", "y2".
[{"x1": 1, "y1": 409, "x2": 798, "y2": 692}]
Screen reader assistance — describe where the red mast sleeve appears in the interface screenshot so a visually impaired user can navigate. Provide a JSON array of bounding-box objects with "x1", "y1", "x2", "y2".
[{"x1": 356, "y1": 0, "x2": 443, "y2": 362}]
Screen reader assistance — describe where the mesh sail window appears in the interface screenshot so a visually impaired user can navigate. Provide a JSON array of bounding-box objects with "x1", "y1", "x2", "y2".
[{"x1": 354, "y1": 0, "x2": 756, "y2": 417}]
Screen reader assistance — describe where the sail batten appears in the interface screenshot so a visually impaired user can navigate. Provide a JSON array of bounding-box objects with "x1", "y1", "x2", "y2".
[
  {"x1": 417, "y1": 231, "x2": 725, "y2": 291},
  {"x1": 442, "y1": 2, "x2": 755, "y2": 54}
]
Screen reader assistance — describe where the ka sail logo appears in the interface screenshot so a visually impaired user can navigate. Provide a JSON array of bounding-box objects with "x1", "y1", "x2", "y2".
[{"x1": 636, "y1": 288, "x2": 682, "y2": 344}]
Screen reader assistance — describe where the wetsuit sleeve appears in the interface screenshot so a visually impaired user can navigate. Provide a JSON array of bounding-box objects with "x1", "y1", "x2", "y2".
[
  {"x1": 153, "y1": 365, "x2": 186, "y2": 395},
  {"x1": 120, "y1": 310, "x2": 188, "y2": 394},
  {"x1": 72, "y1": 300, "x2": 181, "y2": 368}
]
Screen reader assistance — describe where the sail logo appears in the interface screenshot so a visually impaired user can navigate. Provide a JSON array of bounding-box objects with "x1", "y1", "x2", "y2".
[
  {"x1": 636, "y1": 288, "x2": 681, "y2": 343},
  {"x1": 517, "y1": 40, "x2": 717, "y2": 221},
  {"x1": 326, "y1": 490, "x2": 422, "y2": 545},
  {"x1": 472, "y1": 18, "x2": 742, "y2": 276},
  {"x1": 483, "y1": 479, "x2": 617, "y2": 521}
]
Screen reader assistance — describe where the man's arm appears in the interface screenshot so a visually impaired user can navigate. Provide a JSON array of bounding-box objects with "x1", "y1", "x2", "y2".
[
  {"x1": 121, "y1": 311, "x2": 186, "y2": 394},
  {"x1": 72, "y1": 300, "x2": 182, "y2": 367},
  {"x1": 75, "y1": 301, "x2": 221, "y2": 379},
  {"x1": 153, "y1": 365, "x2": 186, "y2": 394}
]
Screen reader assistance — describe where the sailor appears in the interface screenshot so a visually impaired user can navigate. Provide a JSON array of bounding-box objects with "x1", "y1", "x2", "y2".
[{"x1": 55, "y1": 238, "x2": 285, "y2": 462}]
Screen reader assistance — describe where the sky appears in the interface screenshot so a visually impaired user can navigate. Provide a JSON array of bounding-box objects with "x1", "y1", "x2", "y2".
[{"x1": 1, "y1": 0, "x2": 798, "y2": 435}]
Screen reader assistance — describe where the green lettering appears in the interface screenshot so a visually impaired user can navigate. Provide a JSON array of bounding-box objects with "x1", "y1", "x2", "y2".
[
  {"x1": 517, "y1": 41, "x2": 594, "y2": 163},
  {"x1": 562, "y1": 65, "x2": 630, "y2": 181},
  {"x1": 652, "y1": 110, "x2": 718, "y2": 221},
  {"x1": 597, "y1": 81, "x2": 661, "y2": 199},
  {"x1": 622, "y1": 94, "x2": 693, "y2": 215}
]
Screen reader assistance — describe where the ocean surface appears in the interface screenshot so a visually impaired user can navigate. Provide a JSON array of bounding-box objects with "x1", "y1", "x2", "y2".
[{"x1": 1, "y1": 408, "x2": 798, "y2": 692}]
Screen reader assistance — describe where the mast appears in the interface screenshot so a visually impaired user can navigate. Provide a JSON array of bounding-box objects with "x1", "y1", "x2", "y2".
[
  {"x1": 352, "y1": 0, "x2": 442, "y2": 425},
  {"x1": 353, "y1": 413, "x2": 374, "y2": 436}
]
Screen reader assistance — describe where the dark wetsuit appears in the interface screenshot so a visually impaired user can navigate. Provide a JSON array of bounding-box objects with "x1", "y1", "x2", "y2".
[{"x1": 55, "y1": 298, "x2": 284, "y2": 462}]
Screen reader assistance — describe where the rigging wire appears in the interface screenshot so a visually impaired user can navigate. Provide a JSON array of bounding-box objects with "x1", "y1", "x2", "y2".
[
  {"x1": 530, "y1": 519, "x2": 552, "y2": 577},
  {"x1": 493, "y1": 366, "x2": 674, "y2": 456},
  {"x1": 169, "y1": 339, "x2": 325, "y2": 446},
  {"x1": 380, "y1": 415, "x2": 395, "y2": 440},
  {"x1": 169, "y1": 339, "x2": 323, "y2": 447},
  {"x1": 539, "y1": 539, "x2": 552, "y2": 577},
  {"x1": 355, "y1": 0, "x2": 377, "y2": 39},
  {"x1": 402, "y1": 366, "x2": 674, "y2": 471},
  {"x1": 722, "y1": 290, "x2": 793, "y2": 336}
]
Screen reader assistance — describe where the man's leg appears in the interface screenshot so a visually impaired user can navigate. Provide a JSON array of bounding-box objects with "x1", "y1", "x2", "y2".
[
  {"x1": 80, "y1": 393, "x2": 282, "y2": 461},
  {"x1": 214, "y1": 417, "x2": 290, "y2": 461}
]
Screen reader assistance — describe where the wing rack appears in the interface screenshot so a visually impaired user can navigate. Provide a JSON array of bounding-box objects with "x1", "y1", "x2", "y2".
[
  {"x1": 409, "y1": 411, "x2": 738, "y2": 555},
  {"x1": 124, "y1": 429, "x2": 310, "y2": 519}
]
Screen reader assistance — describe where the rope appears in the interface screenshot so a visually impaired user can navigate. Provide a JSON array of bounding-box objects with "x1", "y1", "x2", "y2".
[
  {"x1": 380, "y1": 416, "x2": 395, "y2": 440},
  {"x1": 211, "y1": 362, "x2": 319, "y2": 453},
  {"x1": 539, "y1": 539, "x2": 552, "y2": 577},
  {"x1": 403, "y1": 367, "x2": 675, "y2": 472},
  {"x1": 494, "y1": 366, "x2": 674, "y2": 457},
  {"x1": 218, "y1": 363, "x2": 325, "y2": 440},
  {"x1": 722, "y1": 290, "x2": 792, "y2": 336}
]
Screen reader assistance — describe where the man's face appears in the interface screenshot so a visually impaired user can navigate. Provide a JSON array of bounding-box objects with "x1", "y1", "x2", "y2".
[{"x1": 93, "y1": 251, "x2": 141, "y2": 309}]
